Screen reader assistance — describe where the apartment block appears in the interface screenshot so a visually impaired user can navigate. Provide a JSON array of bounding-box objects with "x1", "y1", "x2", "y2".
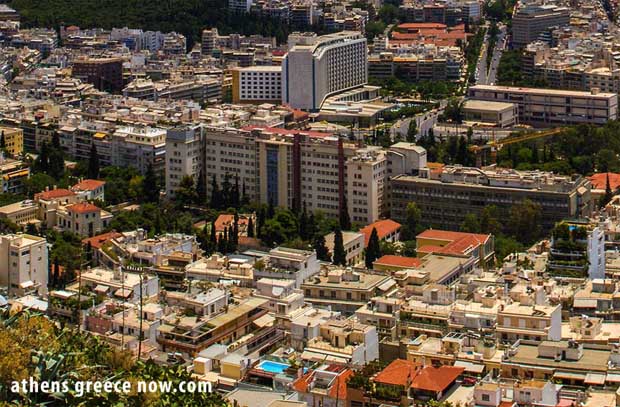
[
  {"x1": 512, "y1": 5, "x2": 570, "y2": 48},
  {"x1": 0, "y1": 126, "x2": 24, "y2": 156},
  {"x1": 72, "y1": 57, "x2": 123, "y2": 92},
  {"x1": 165, "y1": 125, "x2": 204, "y2": 199},
  {"x1": 468, "y1": 85, "x2": 617, "y2": 126},
  {"x1": 231, "y1": 66, "x2": 282, "y2": 103},
  {"x1": 496, "y1": 302, "x2": 562, "y2": 343},
  {"x1": 282, "y1": 31, "x2": 368, "y2": 111},
  {"x1": 0, "y1": 233, "x2": 48, "y2": 296},
  {"x1": 391, "y1": 166, "x2": 592, "y2": 232}
]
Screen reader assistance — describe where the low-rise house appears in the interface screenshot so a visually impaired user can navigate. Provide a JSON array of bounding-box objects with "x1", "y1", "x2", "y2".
[
  {"x1": 301, "y1": 318, "x2": 379, "y2": 367},
  {"x1": 77, "y1": 267, "x2": 159, "y2": 303},
  {"x1": 416, "y1": 229, "x2": 495, "y2": 267},
  {"x1": 70, "y1": 179, "x2": 106, "y2": 201},
  {"x1": 360, "y1": 219, "x2": 401, "y2": 248}
]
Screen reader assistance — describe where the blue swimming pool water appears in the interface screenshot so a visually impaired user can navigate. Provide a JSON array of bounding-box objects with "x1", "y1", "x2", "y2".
[{"x1": 257, "y1": 360, "x2": 289, "y2": 374}]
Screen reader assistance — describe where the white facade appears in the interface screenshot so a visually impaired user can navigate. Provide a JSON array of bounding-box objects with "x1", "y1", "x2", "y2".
[
  {"x1": 0, "y1": 234, "x2": 48, "y2": 296},
  {"x1": 233, "y1": 66, "x2": 282, "y2": 103},
  {"x1": 588, "y1": 225, "x2": 606, "y2": 279},
  {"x1": 165, "y1": 125, "x2": 204, "y2": 197},
  {"x1": 282, "y1": 31, "x2": 368, "y2": 110}
]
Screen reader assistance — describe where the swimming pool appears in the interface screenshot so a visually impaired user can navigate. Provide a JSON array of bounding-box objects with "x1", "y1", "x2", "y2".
[{"x1": 257, "y1": 360, "x2": 289, "y2": 374}]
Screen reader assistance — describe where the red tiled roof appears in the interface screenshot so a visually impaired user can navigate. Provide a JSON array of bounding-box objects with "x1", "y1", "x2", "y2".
[
  {"x1": 374, "y1": 359, "x2": 420, "y2": 387},
  {"x1": 398, "y1": 23, "x2": 447, "y2": 30},
  {"x1": 360, "y1": 219, "x2": 402, "y2": 247},
  {"x1": 417, "y1": 230, "x2": 491, "y2": 257},
  {"x1": 82, "y1": 231, "x2": 122, "y2": 249},
  {"x1": 72, "y1": 179, "x2": 106, "y2": 191},
  {"x1": 292, "y1": 366, "x2": 353, "y2": 399},
  {"x1": 411, "y1": 365, "x2": 464, "y2": 392},
  {"x1": 214, "y1": 214, "x2": 250, "y2": 233},
  {"x1": 67, "y1": 202, "x2": 100, "y2": 214},
  {"x1": 588, "y1": 172, "x2": 620, "y2": 191},
  {"x1": 35, "y1": 188, "x2": 75, "y2": 200},
  {"x1": 374, "y1": 255, "x2": 422, "y2": 268}
]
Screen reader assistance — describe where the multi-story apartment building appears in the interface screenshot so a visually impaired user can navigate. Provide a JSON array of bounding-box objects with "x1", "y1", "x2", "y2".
[
  {"x1": 301, "y1": 268, "x2": 396, "y2": 314},
  {"x1": 496, "y1": 302, "x2": 562, "y2": 343},
  {"x1": 0, "y1": 233, "x2": 48, "y2": 296},
  {"x1": 468, "y1": 85, "x2": 618, "y2": 126},
  {"x1": 72, "y1": 57, "x2": 123, "y2": 92},
  {"x1": 58, "y1": 122, "x2": 167, "y2": 175},
  {"x1": 282, "y1": 31, "x2": 368, "y2": 111},
  {"x1": 231, "y1": 66, "x2": 282, "y2": 103},
  {"x1": 229, "y1": 0, "x2": 253, "y2": 13},
  {"x1": 0, "y1": 126, "x2": 24, "y2": 156},
  {"x1": 368, "y1": 50, "x2": 463, "y2": 82},
  {"x1": 201, "y1": 28, "x2": 218, "y2": 56},
  {"x1": 165, "y1": 125, "x2": 204, "y2": 199},
  {"x1": 0, "y1": 157, "x2": 30, "y2": 195},
  {"x1": 167, "y1": 126, "x2": 423, "y2": 223},
  {"x1": 390, "y1": 166, "x2": 592, "y2": 232},
  {"x1": 512, "y1": 4, "x2": 570, "y2": 48}
]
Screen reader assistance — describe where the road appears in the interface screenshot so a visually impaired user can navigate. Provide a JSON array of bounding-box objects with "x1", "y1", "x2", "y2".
[
  {"x1": 390, "y1": 99, "x2": 449, "y2": 139},
  {"x1": 487, "y1": 24, "x2": 507, "y2": 85}
]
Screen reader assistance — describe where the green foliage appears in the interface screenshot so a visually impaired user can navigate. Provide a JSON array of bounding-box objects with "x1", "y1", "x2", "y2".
[
  {"x1": 313, "y1": 234, "x2": 330, "y2": 261},
  {"x1": 365, "y1": 227, "x2": 382, "y2": 268},
  {"x1": 332, "y1": 227, "x2": 347, "y2": 265},
  {"x1": 10, "y1": 0, "x2": 292, "y2": 47},
  {"x1": 0, "y1": 311, "x2": 226, "y2": 406},
  {"x1": 400, "y1": 202, "x2": 421, "y2": 241}
]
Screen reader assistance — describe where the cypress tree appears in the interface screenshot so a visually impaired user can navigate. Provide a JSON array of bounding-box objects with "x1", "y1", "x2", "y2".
[
  {"x1": 196, "y1": 166, "x2": 207, "y2": 205},
  {"x1": 218, "y1": 227, "x2": 228, "y2": 253},
  {"x1": 210, "y1": 174, "x2": 221, "y2": 209},
  {"x1": 88, "y1": 143, "x2": 100, "y2": 179},
  {"x1": 299, "y1": 205, "x2": 309, "y2": 240},
  {"x1": 365, "y1": 227, "x2": 381, "y2": 269},
  {"x1": 232, "y1": 174, "x2": 240, "y2": 209},
  {"x1": 340, "y1": 199, "x2": 351, "y2": 231},
  {"x1": 247, "y1": 216, "x2": 255, "y2": 238},
  {"x1": 332, "y1": 227, "x2": 347, "y2": 266},
  {"x1": 313, "y1": 235, "x2": 330, "y2": 261},
  {"x1": 0, "y1": 131, "x2": 5, "y2": 150},
  {"x1": 257, "y1": 207, "x2": 265, "y2": 238},
  {"x1": 227, "y1": 225, "x2": 237, "y2": 253},
  {"x1": 210, "y1": 219, "x2": 217, "y2": 246},
  {"x1": 143, "y1": 163, "x2": 159, "y2": 203}
]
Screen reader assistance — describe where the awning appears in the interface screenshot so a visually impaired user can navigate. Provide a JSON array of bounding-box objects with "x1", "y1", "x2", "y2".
[
  {"x1": 19, "y1": 280, "x2": 34, "y2": 289},
  {"x1": 300, "y1": 350, "x2": 349, "y2": 365},
  {"x1": 94, "y1": 284, "x2": 109, "y2": 293},
  {"x1": 252, "y1": 314, "x2": 275, "y2": 329},
  {"x1": 114, "y1": 288, "x2": 133, "y2": 298},
  {"x1": 378, "y1": 279, "x2": 396, "y2": 292},
  {"x1": 454, "y1": 360, "x2": 485, "y2": 374},
  {"x1": 554, "y1": 371, "x2": 586, "y2": 381},
  {"x1": 585, "y1": 372, "x2": 606, "y2": 385},
  {"x1": 607, "y1": 373, "x2": 620, "y2": 383},
  {"x1": 573, "y1": 298, "x2": 597, "y2": 308}
]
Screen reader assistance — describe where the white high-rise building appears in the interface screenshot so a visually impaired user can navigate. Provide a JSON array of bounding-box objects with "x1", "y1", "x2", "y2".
[
  {"x1": 165, "y1": 125, "x2": 204, "y2": 198},
  {"x1": 0, "y1": 233, "x2": 48, "y2": 296},
  {"x1": 282, "y1": 31, "x2": 368, "y2": 111}
]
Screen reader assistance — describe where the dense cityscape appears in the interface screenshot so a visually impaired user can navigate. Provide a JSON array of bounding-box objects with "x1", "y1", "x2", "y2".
[{"x1": 0, "y1": 0, "x2": 619, "y2": 404}]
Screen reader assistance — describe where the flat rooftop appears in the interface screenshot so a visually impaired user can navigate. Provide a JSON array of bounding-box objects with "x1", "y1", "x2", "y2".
[
  {"x1": 470, "y1": 84, "x2": 617, "y2": 99},
  {"x1": 463, "y1": 99, "x2": 516, "y2": 111}
]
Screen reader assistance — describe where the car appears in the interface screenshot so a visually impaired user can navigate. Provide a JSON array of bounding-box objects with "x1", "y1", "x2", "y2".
[{"x1": 462, "y1": 377, "x2": 477, "y2": 387}]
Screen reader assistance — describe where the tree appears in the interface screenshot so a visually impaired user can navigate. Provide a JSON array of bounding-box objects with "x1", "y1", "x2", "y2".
[
  {"x1": 340, "y1": 199, "x2": 352, "y2": 231},
  {"x1": 210, "y1": 174, "x2": 221, "y2": 209},
  {"x1": 196, "y1": 166, "x2": 207, "y2": 205},
  {"x1": 507, "y1": 199, "x2": 542, "y2": 244},
  {"x1": 460, "y1": 213, "x2": 481, "y2": 233},
  {"x1": 313, "y1": 235, "x2": 330, "y2": 261},
  {"x1": 48, "y1": 148, "x2": 65, "y2": 180},
  {"x1": 406, "y1": 120, "x2": 417, "y2": 143},
  {"x1": 34, "y1": 142, "x2": 50, "y2": 173},
  {"x1": 218, "y1": 227, "x2": 228, "y2": 253},
  {"x1": 365, "y1": 227, "x2": 381, "y2": 268},
  {"x1": 444, "y1": 98, "x2": 464, "y2": 123},
  {"x1": 232, "y1": 174, "x2": 240, "y2": 209},
  {"x1": 602, "y1": 172, "x2": 614, "y2": 207},
  {"x1": 400, "y1": 202, "x2": 421, "y2": 241},
  {"x1": 247, "y1": 216, "x2": 255, "y2": 238},
  {"x1": 332, "y1": 227, "x2": 347, "y2": 266},
  {"x1": 87, "y1": 143, "x2": 100, "y2": 179},
  {"x1": 480, "y1": 205, "x2": 503, "y2": 236},
  {"x1": 0, "y1": 131, "x2": 5, "y2": 150},
  {"x1": 142, "y1": 163, "x2": 159, "y2": 203},
  {"x1": 175, "y1": 175, "x2": 197, "y2": 208},
  {"x1": 222, "y1": 172, "x2": 232, "y2": 208},
  {"x1": 299, "y1": 205, "x2": 309, "y2": 240}
]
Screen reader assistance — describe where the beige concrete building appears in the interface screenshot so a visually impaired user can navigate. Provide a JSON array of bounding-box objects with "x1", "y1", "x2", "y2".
[
  {"x1": 0, "y1": 233, "x2": 48, "y2": 296},
  {"x1": 496, "y1": 302, "x2": 562, "y2": 343},
  {"x1": 0, "y1": 200, "x2": 38, "y2": 226},
  {"x1": 0, "y1": 126, "x2": 24, "y2": 156},
  {"x1": 324, "y1": 230, "x2": 364, "y2": 266},
  {"x1": 463, "y1": 100, "x2": 518, "y2": 128},
  {"x1": 468, "y1": 85, "x2": 618, "y2": 126},
  {"x1": 512, "y1": 5, "x2": 570, "y2": 48}
]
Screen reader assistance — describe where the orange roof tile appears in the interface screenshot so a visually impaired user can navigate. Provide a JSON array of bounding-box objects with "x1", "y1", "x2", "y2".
[
  {"x1": 67, "y1": 202, "x2": 100, "y2": 214},
  {"x1": 360, "y1": 219, "x2": 402, "y2": 247},
  {"x1": 374, "y1": 359, "x2": 420, "y2": 387},
  {"x1": 292, "y1": 366, "x2": 353, "y2": 400},
  {"x1": 411, "y1": 365, "x2": 464, "y2": 392},
  {"x1": 35, "y1": 188, "x2": 75, "y2": 200},
  {"x1": 417, "y1": 230, "x2": 491, "y2": 258},
  {"x1": 82, "y1": 231, "x2": 122, "y2": 249},
  {"x1": 398, "y1": 23, "x2": 447, "y2": 30},
  {"x1": 71, "y1": 179, "x2": 106, "y2": 192},
  {"x1": 214, "y1": 214, "x2": 250, "y2": 233},
  {"x1": 374, "y1": 255, "x2": 422, "y2": 268},
  {"x1": 417, "y1": 229, "x2": 490, "y2": 245},
  {"x1": 588, "y1": 172, "x2": 620, "y2": 191}
]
